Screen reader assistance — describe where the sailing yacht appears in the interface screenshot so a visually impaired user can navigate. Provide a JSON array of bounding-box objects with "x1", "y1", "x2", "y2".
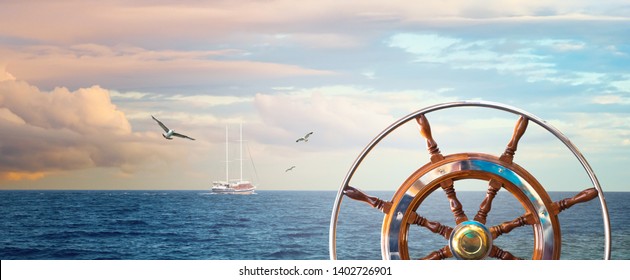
[{"x1": 211, "y1": 124, "x2": 257, "y2": 194}]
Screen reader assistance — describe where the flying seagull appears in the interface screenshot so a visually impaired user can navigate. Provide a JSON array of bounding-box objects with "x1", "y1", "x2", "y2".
[
  {"x1": 285, "y1": 166, "x2": 296, "y2": 172},
  {"x1": 296, "y1": 132, "x2": 313, "y2": 143},
  {"x1": 152, "y1": 115, "x2": 195, "y2": 141}
]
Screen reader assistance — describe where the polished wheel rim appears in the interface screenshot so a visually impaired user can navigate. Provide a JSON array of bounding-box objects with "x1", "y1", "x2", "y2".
[{"x1": 329, "y1": 100, "x2": 611, "y2": 260}]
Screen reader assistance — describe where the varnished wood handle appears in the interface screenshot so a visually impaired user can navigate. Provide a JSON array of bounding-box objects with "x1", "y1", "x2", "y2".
[
  {"x1": 553, "y1": 187, "x2": 598, "y2": 215},
  {"x1": 489, "y1": 246, "x2": 522, "y2": 260},
  {"x1": 500, "y1": 116, "x2": 528, "y2": 163},
  {"x1": 441, "y1": 179, "x2": 468, "y2": 224},
  {"x1": 409, "y1": 212, "x2": 453, "y2": 240},
  {"x1": 343, "y1": 185, "x2": 391, "y2": 213},
  {"x1": 422, "y1": 246, "x2": 452, "y2": 260},
  {"x1": 490, "y1": 213, "x2": 536, "y2": 239},
  {"x1": 474, "y1": 179, "x2": 502, "y2": 224},
  {"x1": 416, "y1": 114, "x2": 443, "y2": 162}
]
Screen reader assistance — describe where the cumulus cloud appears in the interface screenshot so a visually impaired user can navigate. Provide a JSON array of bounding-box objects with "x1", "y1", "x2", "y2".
[
  {"x1": 255, "y1": 90, "x2": 391, "y2": 149},
  {"x1": 0, "y1": 69, "x2": 16, "y2": 81},
  {"x1": 0, "y1": 70, "x2": 179, "y2": 182},
  {"x1": 253, "y1": 86, "x2": 457, "y2": 150}
]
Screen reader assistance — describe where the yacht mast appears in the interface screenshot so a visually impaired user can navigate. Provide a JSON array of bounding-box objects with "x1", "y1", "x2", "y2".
[
  {"x1": 225, "y1": 125, "x2": 229, "y2": 182},
  {"x1": 240, "y1": 122, "x2": 243, "y2": 182}
]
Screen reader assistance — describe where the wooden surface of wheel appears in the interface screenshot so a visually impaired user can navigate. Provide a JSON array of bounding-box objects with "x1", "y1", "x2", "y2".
[{"x1": 329, "y1": 101, "x2": 611, "y2": 260}]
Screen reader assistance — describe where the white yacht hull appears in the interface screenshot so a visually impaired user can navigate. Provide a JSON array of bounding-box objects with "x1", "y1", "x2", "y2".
[
  {"x1": 211, "y1": 182, "x2": 256, "y2": 194},
  {"x1": 211, "y1": 124, "x2": 257, "y2": 194}
]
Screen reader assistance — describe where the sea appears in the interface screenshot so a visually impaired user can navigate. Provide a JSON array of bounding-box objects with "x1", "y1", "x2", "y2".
[{"x1": 1, "y1": 190, "x2": 628, "y2": 260}]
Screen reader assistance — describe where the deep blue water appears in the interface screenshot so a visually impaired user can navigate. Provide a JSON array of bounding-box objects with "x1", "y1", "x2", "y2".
[{"x1": 0, "y1": 190, "x2": 628, "y2": 260}]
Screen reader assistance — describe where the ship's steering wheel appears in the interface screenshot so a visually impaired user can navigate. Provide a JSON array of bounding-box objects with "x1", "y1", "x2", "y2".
[{"x1": 329, "y1": 101, "x2": 611, "y2": 260}]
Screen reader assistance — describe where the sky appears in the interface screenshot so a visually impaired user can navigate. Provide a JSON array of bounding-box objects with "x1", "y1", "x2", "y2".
[{"x1": 0, "y1": 0, "x2": 629, "y2": 192}]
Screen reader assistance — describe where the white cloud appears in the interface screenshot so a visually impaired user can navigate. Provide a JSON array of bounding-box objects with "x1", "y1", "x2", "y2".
[
  {"x1": 553, "y1": 112, "x2": 630, "y2": 154},
  {"x1": 592, "y1": 95, "x2": 624, "y2": 105},
  {"x1": 387, "y1": 33, "x2": 551, "y2": 73},
  {"x1": 0, "y1": 69, "x2": 183, "y2": 181},
  {"x1": 0, "y1": 107, "x2": 25, "y2": 125},
  {"x1": 386, "y1": 32, "x2": 626, "y2": 89},
  {"x1": 387, "y1": 33, "x2": 462, "y2": 62},
  {"x1": 611, "y1": 78, "x2": 630, "y2": 93},
  {"x1": 168, "y1": 94, "x2": 254, "y2": 107},
  {"x1": 253, "y1": 85, "x2": 457, "y2": 150},
  {"x1": 262, "y1": 33, "x2": 363, "y2": 49},
  {"x1": 2, "y1": 1, "x2": 628, "y2": 46},
  {"x1": 537, "y1": 72, "x2": 608, "y2": 86},
  {"x1": 0, "y1": 44, "x2": 334, "y2": 90},
  {"x1": 250, "y1": 86, "x2": 629, "y2": 190},
  {"x1": 606, "y1": 45, "x2": 628, "y2": 56},
  {"x1": 109, "y1": 90, "x2": 150, "y2": 100},
  {"x1": 0, "y1": 67, "x2": 16, "y2": 81},
  {"x1": 2, "y1": 1, "x2": 628, "y2": 191},
  {"x1": 536, "y1": 39, "x2": 585, "y2": 52}
]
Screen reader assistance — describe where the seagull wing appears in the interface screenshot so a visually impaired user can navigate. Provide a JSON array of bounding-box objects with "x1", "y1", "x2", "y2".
[
  {"x1": 305, "y1": 132, "x2": 313, "y2": 139},
  {"x1": 296, "y1": 137, "x2": 305, "y2": 142},
  {"x1": 152, "y1": 115, "x2": 170, "y2": 132},
  {"x1": 172, "y1": 132, "x2": 195, "y2": 141}
]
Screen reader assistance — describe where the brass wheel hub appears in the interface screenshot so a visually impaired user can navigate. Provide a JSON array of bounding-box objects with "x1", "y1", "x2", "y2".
[{"x1": 449, "y1": 221, "x2": 492, "y2": 260}]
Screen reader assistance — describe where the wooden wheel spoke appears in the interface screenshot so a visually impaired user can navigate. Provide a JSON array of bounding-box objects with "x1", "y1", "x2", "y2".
[
  {"x1": 441, "y1": 179, "x2": 468, "y2": 224},
  {"x1": 421, "y1": 245, "x2": 452, "y2": 260},
  {"x1": 499, "y1": 115, "x2": 529, "y2": 164},
  {"x1": 551, "y1": 187, "x2": 598, "y2": 216},
  {"x1": 416, "y1": 114, "x2": 444, "y2": 162},
  {"x1": 343, "y1": 185, "x2": 391, "y2": 214},
  {"x1": 474, "y1": 179, "x2": 502, "y2": 224},
  {"x1": 408, "y1": 212, "x2": 453, "y2": 240},
  {"x1": 489, "y1": 245, "x2": 522, "y2": 260},
  {"x1": 489, "y1": 213, "x2": 536, "y2": 239}
]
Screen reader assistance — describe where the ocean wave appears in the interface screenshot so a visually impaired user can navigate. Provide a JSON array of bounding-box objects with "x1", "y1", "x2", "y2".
[
  {"x1": 280, "y1": 231, "x2": 319, "y2": 238},
  {"x1": 2, "y1": 190, "x2": 627, "y2": 260},
  {"x1": 263, "y1": 249, "x2": 309, "y2": 260},
  {"x1": 35, "y1": 230, "x2": 127, "y2": 239},
  {"x1": 112, "y1": 219, "x2": 150, "y2": 226},
  {"x1": 0, "y1": 246, "x2": 45, "y2": 259}
]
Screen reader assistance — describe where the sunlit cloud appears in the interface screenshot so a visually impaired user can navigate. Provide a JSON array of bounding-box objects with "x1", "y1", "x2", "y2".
[
  {"x1": 1, "y1": 1, "x2": 627, "y2": 62},
  {"x1": 548, "y1": 111, "x2": 630, "y2": 153},
  {"x1": 0, "y1": 44, "x2": 334, "y2": 90},
  {"x1": 0, "y1": 68, "x2": 16, "y2": 81},
  {"x1": 258, "y1": 33, "x2": 363, "y2": 49},
  {"x1": 253, "y1": 85, "x2": 457, "y2": 150},
  {"x1": 168, "y1": 95, "x2": 254, "y2": 107},
  {"x1": 109, "y1": 90, "x2": 151, "y2": 100},
  {"x1": 0, "y1": 171, "x2": 48, "y2": 181},
  {"x1": 1, "y1": 1, "x2": 629, "y2": 190},
  {"x1": 0, "y1": 70, "x2": 183, "y2": 182}
]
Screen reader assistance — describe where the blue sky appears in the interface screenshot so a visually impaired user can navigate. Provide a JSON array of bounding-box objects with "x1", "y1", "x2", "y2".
[{"x1": 0, "y1": 1, "x2": 629, "y2": 191}]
